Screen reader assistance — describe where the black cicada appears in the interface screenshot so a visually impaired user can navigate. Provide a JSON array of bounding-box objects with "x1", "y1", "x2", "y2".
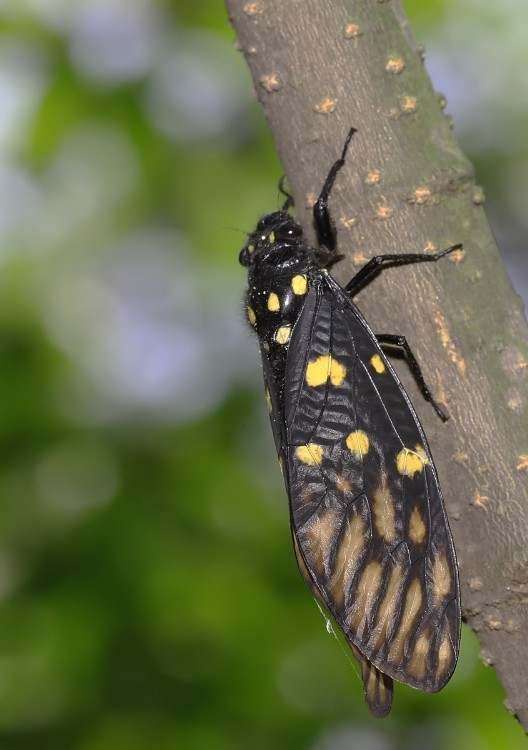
[{"x1": 239, "y1": 128, "x2": 461, "y2": 717}]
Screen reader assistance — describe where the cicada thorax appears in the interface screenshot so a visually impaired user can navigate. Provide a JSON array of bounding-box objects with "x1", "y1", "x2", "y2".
[{"x1": 245, "y1": 263, "x2": 311, "y2": 382}]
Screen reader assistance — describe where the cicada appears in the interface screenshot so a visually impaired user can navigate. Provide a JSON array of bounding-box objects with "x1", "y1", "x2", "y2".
[{"x1": 239, "y1": 128, "x2": 461, "y2": 716}]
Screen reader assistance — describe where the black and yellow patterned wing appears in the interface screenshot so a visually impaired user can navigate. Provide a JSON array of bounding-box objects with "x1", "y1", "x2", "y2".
[{"x1": 283, "y1": 272, "x2": 460, "y2": 713}]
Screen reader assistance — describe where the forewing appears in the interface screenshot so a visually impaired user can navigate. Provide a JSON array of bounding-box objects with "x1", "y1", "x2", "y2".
[{"x1": 284, "y1": 274, "x2": 460, "y2": 695}]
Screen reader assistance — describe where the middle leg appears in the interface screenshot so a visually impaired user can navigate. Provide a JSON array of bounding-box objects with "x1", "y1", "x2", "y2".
[
  {"x1": 346, "y1": 245, "x2": 462, "y2": 296},
  {"x1": 376, "y1": 333, "x2": 449, "y2": 422}
]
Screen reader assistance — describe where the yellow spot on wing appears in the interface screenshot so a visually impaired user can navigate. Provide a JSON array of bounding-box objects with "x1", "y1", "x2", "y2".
[
  {"x1": 432, "y1": 553, "x2": 451, "y2": 601},
  {"x1": 330, "y1": 513, "x2": 367, "y2": 608},
  {"x1": 346, "y1": 430, "x2": 369, "y2": 457},
  {"x1": 305, "y1": 355, "x2": 347, "y2": 387},
  {"x1": 247, "y1": 306, "x2": 256, "y2": 326},
  {"x1": 407, "y1": 632, "x2": 430, "y2": 680},
  {"x1": 295, "y1": 443, "x2": 324, "y2": 466},
  {"x1": 396, "y1": 447, "x2": 427, "y2": 478},
  {"x1": 370, "y1": 354, "x2": 386, "y2": 374},
  {"x1": 373, "y1": 474, "x2": 396, "y2": 542},
  {"x1": 409, "y1": 507, "x2": 426, "y2": 544},
  {"x1": 265, "y1": 388, "x2": 272, "y2": 413},
  {"x1": 267, "y1": 292, "x2": 280, "y2": 312},
  {"x1": 275, "y1": 324, "x2": 291, "y2": 345},
  {"x1": 388, "y1": 578, "x2": 423, "y2": 662},
  {"x1": 291, "y1": 274, "x2": 308, "y2": 295}
]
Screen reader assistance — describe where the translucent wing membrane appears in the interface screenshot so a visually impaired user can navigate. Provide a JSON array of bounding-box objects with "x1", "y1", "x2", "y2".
[{"x1": 283, "y1": 275, "x2": 460, "y2": 705}]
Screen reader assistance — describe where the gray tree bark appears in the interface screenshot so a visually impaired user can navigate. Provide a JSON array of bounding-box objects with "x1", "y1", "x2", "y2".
[{"x1": 226, "y1": 0, "x2": 528, "y2": 727}]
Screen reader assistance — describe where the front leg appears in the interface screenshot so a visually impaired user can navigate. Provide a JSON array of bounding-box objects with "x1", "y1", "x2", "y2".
[
  {"x1": 376, "y1": 333, "x2": 449, "y2": 422},
  {"x1": 313, "y1": 127, "x2": 357, "y2": 257}
]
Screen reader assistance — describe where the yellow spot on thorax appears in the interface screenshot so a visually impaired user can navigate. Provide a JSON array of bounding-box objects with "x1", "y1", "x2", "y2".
[
  {"x1": 346, "y1": 430, "x2": 369, "y2": 457},
  {"x1": 409, "y1": 507, "x2": 426, "y2": 544},
  {"x1": 247, "y1": 306, "x2": 256, "y2": 326},
  {"x1": 373, "y1": 474, "x2": 396, "y2": 542},
  {"x1": 291, "y1": 274, "x2": 308, "y2": 295},
  {"x1": 275, "y1": 324, "x2": 291, "y2": 345},
  {"x1": 369, "y1": 562, "x2": 403, "y2": 649},
  {"x1": 432, "y1": 553, "x2": 451, "y2": 601},
  {"x1": 407, "y1": 632, "x2": 430, "y2": 680},
  {"x1": 267, "y1": 292, "x2": 280, "y2": 312},
  {"x1": 388, "y1": 578, "x2": 423, "y2": 662},
  {"x1": 306, "y1": 355, "x2": 347, "y2": 387},
  {"x1": 370, "y1": 353, "x2": 386, "y2": 374},
  {"x1": 396, "y1": 446, "x2": 428, "y2": 478},
  {"x1": 330, "y1": 513, "x2": 367, "y2": 608},
  {"x1": 295, "y1": 443, "x2": 324, "y2": 466}
]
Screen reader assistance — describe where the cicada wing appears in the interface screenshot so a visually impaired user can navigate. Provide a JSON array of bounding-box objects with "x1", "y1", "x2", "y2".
[{"x1": 283, "y1": 275, "x2": 460, "y2": 698}]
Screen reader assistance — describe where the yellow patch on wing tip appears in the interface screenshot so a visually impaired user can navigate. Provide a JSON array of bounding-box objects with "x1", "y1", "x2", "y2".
[
  {"x1": 295, "y1": 443, "x2": 324, "y2": 466},
  {"x1": 396, "y1": 446, "x2": 427, "y2": 478},
  {"x1": 305, "y1": 354, "x2": 347, "y2": 387},
  {"x1": 291, "y1": 274, "x2": 308, "y2": 295},
  {"x1": 432, "y1": 553, "x2": 451, "y2": 601},
  {"x1": 370, "y1": 353, "x2": 386, "y2": 374},
  {"x1": 437, "y1": 635, "x2": 452, "y2": 678},
  {"x1": 275, "y1": 324, "x2": 291, "y2": 345},
  {"x1": 346, "y1": 430, "x2": 369, "y2": 458},
  {"x1": 409, "y1": 506, "x2": 426, "y2": 544},
  {"x1": 407, "y1": 632, "x2": 430, "y2": 680},
  {"x1": 388, "y1": 578, "x2": 423, "y2": 662},
  {"x1": 373, "y1": 474, "x2": 396, "y2": 542},
  {"x1": 247, "y1": 305, "x2": 256, "y2": 326},
  {"x1": 267, "y1": 292, "x2": 280, "y2": 312}
]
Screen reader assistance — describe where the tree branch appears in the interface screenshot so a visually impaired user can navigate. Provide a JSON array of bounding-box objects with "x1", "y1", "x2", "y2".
[{"x1": 226, "y1": 0, "x2": 528, "y2": 726}]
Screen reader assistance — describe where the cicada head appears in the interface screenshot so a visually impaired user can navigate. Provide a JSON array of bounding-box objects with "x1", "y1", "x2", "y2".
[{"x1": 239, "y1": 210, "x2": 310, "y2": 274}]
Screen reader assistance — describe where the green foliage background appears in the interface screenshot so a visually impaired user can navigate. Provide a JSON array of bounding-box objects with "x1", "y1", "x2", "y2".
[{"x1": 0, "y1": 1, "x2": 525, "y2": 748}]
